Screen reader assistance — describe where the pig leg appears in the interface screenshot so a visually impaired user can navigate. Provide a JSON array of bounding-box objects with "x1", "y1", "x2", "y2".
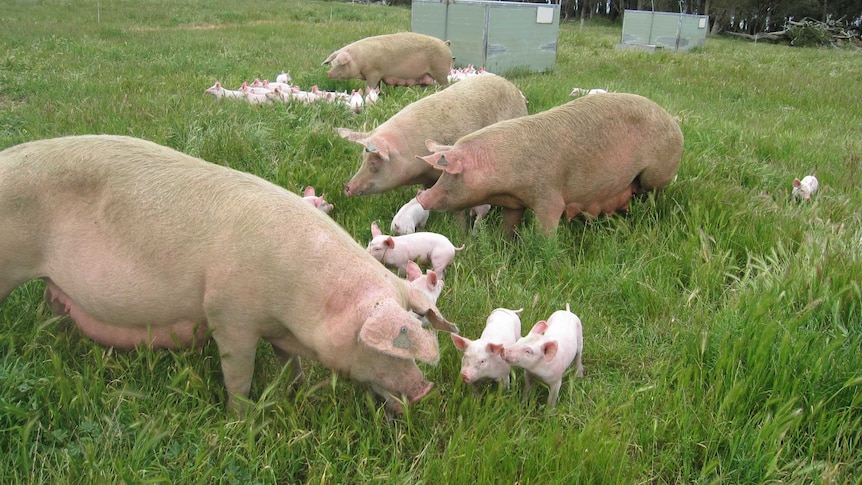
[
  {"x1": 210, "y1": 322, "x2": 260, "y2": 413},
  {"x1": 636, "y1": 162, "x2": 677, "y2": 193},
  {"x1": 547, "y1": 378, "x2": 562, "y2": 409},
  {"x1": 522, "y1": 370, "x2": 533, "y2": 404},
  {"x1": 574, "y1": 351, "x2": 584, "y2": 378},
  {"x1": 501, "y1": 208, "x2": 525, "y2": 237},
  {"x1": 532, "y1": 198, "x2": 566, "y2": 235},
  {"x1": 267, "y1": 334, "x2": 317, "y2": 387}
]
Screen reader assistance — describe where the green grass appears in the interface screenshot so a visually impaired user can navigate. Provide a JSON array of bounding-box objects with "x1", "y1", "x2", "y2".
[{"x1": 1, "y1": 1, "x2": 861, "y2": 483}]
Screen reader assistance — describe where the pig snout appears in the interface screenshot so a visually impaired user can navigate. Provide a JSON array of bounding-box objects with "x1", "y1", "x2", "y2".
[{"x1": 343, "y1": 182, "x2": 360, "y2": 197}]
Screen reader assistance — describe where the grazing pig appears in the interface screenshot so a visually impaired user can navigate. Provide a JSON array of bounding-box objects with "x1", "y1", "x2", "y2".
[
  {"x1": 338, "y1": 74, "x2": 528, "y2": 197},
  {"x1": 0, "y1": 135, "x2": 459, "y2": 414},
  {"x1": 792, "y1": 175, "x2": 819, "y2": 201},
  {"x1": 302, "y1": 186, "x2": 335, "y2": 214},
  {"x1": 367, "y1": 221, "x2": 463, "y2": 276},
  {"x1": 406, "y1": 260, "x2": 443, "y2": 305},
  {"x1": 416, "y1": 93, "x2": 684, "y2": 236},
  {"x1": 451, "y1": 307, "x2": 523, "y2": 389},
  {"x1": 391, "y1": 192, "x2": 431, "y2": 235},
  {"x1": 205, "y1": 81, "x2": 244, "y2": 100},
  {"x1": 503, "y1": 304, "x2": 583, "y2": 408},
  {"x1": 322, "y1": 32, "x2": 452, "y2": 91}
]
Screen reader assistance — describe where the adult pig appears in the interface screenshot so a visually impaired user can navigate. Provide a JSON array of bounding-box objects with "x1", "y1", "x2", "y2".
[
  {"x1": 0, "y1": 135, "x2": 458, "y2": 414},
  {"x1": 338, "y1": 73, "x2": 528, "y2": 197},
  {"x1": 322, "y1": 32, "x2": 453, "y2": 90},
  {"x1": 416, "y1": 93, "x2": 683, "y2": 236}
]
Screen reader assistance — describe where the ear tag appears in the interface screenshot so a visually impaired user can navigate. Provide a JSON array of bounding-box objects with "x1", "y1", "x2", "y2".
[
  {"x1": 392, "y1": 326, "x2": 412, "y2": 349},
  {"x1": 436, "y1": 155, "x2": 448, "y2": 167},
  {"x1": 365, "y1": 143, "x2": 377, "y2": 153}
]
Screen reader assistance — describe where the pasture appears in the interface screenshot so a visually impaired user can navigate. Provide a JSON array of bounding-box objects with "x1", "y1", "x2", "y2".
[{"x1": 1, "y1": 0, "x2": 860, "y2": 482}]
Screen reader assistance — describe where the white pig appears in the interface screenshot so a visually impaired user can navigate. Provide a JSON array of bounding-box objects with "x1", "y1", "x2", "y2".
[
  {"x1": 503, "y1": 304, "x2": 584, "y2": 408},
  {"x1": 792, "y1": 175, "x2": 819, "y2": 201},
  {"x1": 0, "y1": 135, "x2": 459, "y2": 414},
  {"x1": 367, "y1": 221, "x2": 463, "y2": 276},
  {"x1": 450, "y1": 307, "x2": 523, "y2": 389},
  {"x1": 205, "y1": 81, "x2": 244, "y2": 100},
  {"x1": 302, "y1": 186, "x2": 335, "y2": 214},
  {"x1": 391, "y1": 192, "x2": 431, "y2": 235},
  {"x1": 406, "y1": 260, "x2": 443, "y2": 305}
]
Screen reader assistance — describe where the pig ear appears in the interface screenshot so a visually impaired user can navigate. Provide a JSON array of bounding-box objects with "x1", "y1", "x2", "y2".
[
  {"x1": 425, "y1": 139, "x2": 453, "y2": 153},
  {"x1": 405, "y1": 285, "x2": 459, "y2": 334},
  {"x1": 358, "y1": 302, "x2": 439, "y2": 364},
  {"x1": 406, "y1": 261, "x2": 421, "y2": 281},
  {"x1": 541, "y1": 341, "x2": 558, "y2": 361},
  {"x1": 417, "y1": 152, "x2": 464, "y2": 175},
  {"x1": 384, "y1": 237, "x2": 395, "y2": 249},
  {"x1": 363, "y1": 138, "x2": 391, "y2": 162},
  {"x1": 426, "y1": 270, "x2": 438, "y2": 289},
  {"x1": 371, "y1": 221, "x2": 382, "y2": 238},
  {"x1": 303, "y1": 186, "x2": 315, "y2": 197},
  {"x1": 337, "y1": 128, "x2": 369, "y2": 142},
  {"x1": 793, "y1": 178, "x2": 802, "y2": 188},
  {"x1": 322, "y1": 50, "x2": 337, "y2": 66},
  {"x1": 529, "y1": 320, "x2": 549, "y2": 335},
  {"x1": 450, "y1": 334, "x2": 470, "y2": 352},
  {"x1": 487, "y1": 342, "x2": 505, "y2": 356},
  {"x1": 333, "y1": 51, "x2": 351, "y2": 67}
]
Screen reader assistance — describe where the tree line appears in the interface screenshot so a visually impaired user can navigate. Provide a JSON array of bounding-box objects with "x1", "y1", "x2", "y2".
[{"x1": 558, "y1": 0, "x2": 861, "y2": 36}]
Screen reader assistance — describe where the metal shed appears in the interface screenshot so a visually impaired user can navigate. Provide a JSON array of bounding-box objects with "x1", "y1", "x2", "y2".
[
  {"x1": 617, "y1": 9, "x2": 709, "y2": 52},
  {"x1": 411, "y1": 0, "x2": 561, "y2": 74}
]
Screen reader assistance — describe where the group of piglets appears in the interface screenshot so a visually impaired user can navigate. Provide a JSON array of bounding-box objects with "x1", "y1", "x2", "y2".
[{"x1": 451, "y1": 305, "x2": 584, "y2": 408}]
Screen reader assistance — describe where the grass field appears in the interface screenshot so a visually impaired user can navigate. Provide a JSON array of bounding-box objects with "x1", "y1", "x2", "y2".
[{"x1": 1, "y1": 0, "x2": 861, "y2": 483}]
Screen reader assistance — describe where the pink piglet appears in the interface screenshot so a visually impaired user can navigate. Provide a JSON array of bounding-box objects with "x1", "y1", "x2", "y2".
[
  {"x1": 502, "y1": 304, "x2": 583, "y2": 408},
  {"x1": 367, "y1": 221, "x2": 463, "y2": 276}
]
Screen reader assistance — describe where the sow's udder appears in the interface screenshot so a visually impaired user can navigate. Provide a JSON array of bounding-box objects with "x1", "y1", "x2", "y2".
[{"x1": 44, "y1": 279, "x2": 209, "y2": 349}]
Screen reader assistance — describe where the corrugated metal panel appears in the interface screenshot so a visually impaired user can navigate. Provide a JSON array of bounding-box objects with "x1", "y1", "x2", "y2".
[
  {"x1": 411, "y1": 0, "x2": 560, "y2": 74},
  {"x1": 619, "y1": 10, "x2": 708, "y2": 52}
]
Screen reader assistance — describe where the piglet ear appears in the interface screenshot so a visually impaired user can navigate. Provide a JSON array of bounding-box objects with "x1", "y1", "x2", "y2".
[
  {"x1": 406, "y1": 261, "x2": 422, "y2": 281},
  {"x1": 426, "y1": 270, "x2": 438, "y2": 288},
  {"x1": 450, "y1": 334, "x2": 470, "y2": 351},
  {"x1": 371, "y1": 221, "x2": 382, "y2": 238},
  {"x1": 486, "y1": 342, "x2": 505, "y2": 356},
  {"x1": 303, "y1": 186, "x2": 315, "y2": 197},
  {"x1": 358, "y1": 301, "x2": 439, "y2": 364},
  {"x1": 384, "y1": 237, "x2": 395, "y2": 249},
  {"x1": 793, "y1": 178, "x2": 802, "y2": 188},
  {"x1": 529, "y1": 320, "x2": 549, "y2": 335},
  {"x1": 541, "y1": 341, "x2": 558, "y2": 361}
]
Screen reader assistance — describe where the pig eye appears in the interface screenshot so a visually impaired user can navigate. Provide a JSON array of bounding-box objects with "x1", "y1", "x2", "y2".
[{"x1": 525, "y1": 349, "x2": 533, "y2": 355}]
